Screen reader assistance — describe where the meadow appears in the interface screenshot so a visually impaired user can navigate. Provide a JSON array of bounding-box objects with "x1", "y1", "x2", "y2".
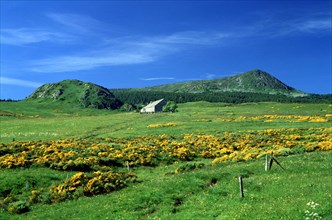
[
  {"x1": 0, "y1": 101, "x2": 331, "y2": 219},
  {"x1": 1, "y1": 101, "x2": 331, "y2": 142}
]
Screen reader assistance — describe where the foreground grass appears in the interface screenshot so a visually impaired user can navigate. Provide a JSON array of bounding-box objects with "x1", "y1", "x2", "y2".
[
  {"x1": 1, "y1": 151, "x2": 331, "y2": 219},
  {"x1": 1, "y1": 101, "x2": 331, "y2": 219}
]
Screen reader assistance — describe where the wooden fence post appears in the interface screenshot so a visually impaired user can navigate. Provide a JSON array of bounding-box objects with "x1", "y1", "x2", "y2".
[
  {"x1": 239, "y1": 176, "x2": 244, "y2": 198},
  {"x1": 272, "y1": 157, "x2": 285, "y2": 170},
  {"x1": 265, "y1": 155, "x2": 269, "y2": 171},
  {"x1": 126, "y1": 161, "x2": 130, "y2": 171},
  {"x1": 268, "y1": 154, "x2": 285, "y2": 171}
]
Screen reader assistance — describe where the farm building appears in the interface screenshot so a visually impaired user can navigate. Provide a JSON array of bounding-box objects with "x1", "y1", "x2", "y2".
[{"x1": 140, "y1": 99, "x2": 166, "y2": 113}]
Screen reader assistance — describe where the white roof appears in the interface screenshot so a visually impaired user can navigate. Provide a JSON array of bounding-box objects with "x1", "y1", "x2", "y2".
[{"x1": 143, "y1": 99, "x2": 165, "y2": 108}]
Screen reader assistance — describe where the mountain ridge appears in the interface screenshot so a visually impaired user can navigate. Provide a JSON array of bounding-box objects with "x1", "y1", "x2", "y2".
[
  {"x1": 25, "y1": 69, "x2": 319, "y2": 109},
  {"x1": 135, "y1": 69, "x2": 305, "y2": 96}
]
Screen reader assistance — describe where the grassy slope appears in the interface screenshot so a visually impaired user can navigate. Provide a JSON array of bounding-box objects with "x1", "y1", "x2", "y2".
[
  {"x1": 1, "y1": 151, "x2": 331, "y2": 220},
  {"x1": 0, "y1": 101, "x2": 331, "y2": 219},
  {"x1": 1, "y1": 102, "x2": 331, "y2": 142},
  {"x1": 26, "y1": 80, "x2": 121, "y2": 109},
  {"x1": 134, "y1": 70, "x2": 305, "y2": 96}
]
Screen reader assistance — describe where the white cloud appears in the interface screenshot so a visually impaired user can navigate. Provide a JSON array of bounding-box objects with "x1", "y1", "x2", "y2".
[
  {"x1": 31, "y1": 52, "x2": 155, "y2": 73},
  {"x1": 0, "y1": 77, "x2": 42, "y2": 88},
  {"x1": 204, "y1": 73, "x2": 217, "y2": 80},
  {"x1": 46, "y1": 13, "x2": 105, "y2": 34},
  {"x1": 2, "y1": 12, "x2": 230, "y2": 72},
  {"x1": 141, "y1": 77, "x2": 175, "y2": 81},
  {"x1": 295, "y1": 18, "x2": 331, "y2": 33},
  {"x1": 0, "y1": 13, "x2": 107, "y2": 46},
  {"x1": 261, "y1": 16, "x2": 331, "y2": 37},
  {"x1": 157, "y1": 31, "x2": 229, "y2": 45},
  {"x1": 29, "y1": 31, "x2": 228, "y2": 73},
  {"x1": 226, "y1": 13, "x2": 332, "y2": 39},
  {"x1": 0, "y1": 28, "x2": 71, "y2": 45},
  {"x1": 6, "y1": 12, "x2": 330, "y2": 74}
]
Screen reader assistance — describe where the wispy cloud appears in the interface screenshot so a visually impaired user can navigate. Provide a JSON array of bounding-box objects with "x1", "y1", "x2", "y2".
[
  {"x1": 46, "y1": 12, "x2": 106, "y2": 34},
  {"x1": 204, "y1": 73, "x2": 217, "y2": 80},
  {"x1": 29, "y1": 31, "x2": 226, "y2": 73},
  {"x1": 255, "y1": 15, "x2": 331, "y2": 38},
  {"x1": 0, "y1": 28, "x2": 71, "y2": 45},
  {"x1": 0, "y1": 13, "x2": 107, "y2": 46},
  {"x1": 0, "y1": 77, "x2": 42, "y2": 88},
  {"x1": 227, "y1": 12, "x2": 331, "y2": 39},
  {"x1": 156, "y1": 31, "x2": 229, "y2": 45},
  {"x1": 31, "y1": 52, "x2": 155, "y2": 73},
  {"x1": 292, "y1": 18, "x2": 331, "y2": 33},
  {"x1": 266, "y1": 17, "x2": 331, "y2": 38},
  {"x1": 141, "y1": 77, "x2": 175, "y2": 81},
  {"x1": 13, "y1": 12, "x2": 330, "y2": 73}
]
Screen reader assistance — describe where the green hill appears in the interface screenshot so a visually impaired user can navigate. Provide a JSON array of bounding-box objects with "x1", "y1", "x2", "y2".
[
  {"x1": 136, "y1": 69, "x2": 306, "y2": 96},
  {"x1": 23, "y1": 70, "x2": 326, "y2": 110},
  {"x1": 26, "y1": 80, "x2": 121, "y2": 110}
]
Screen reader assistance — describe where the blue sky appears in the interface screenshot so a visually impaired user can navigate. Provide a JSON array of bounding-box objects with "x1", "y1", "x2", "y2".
[{"x1": 0, "y1": 0, "x2": 331, "y2": 100}]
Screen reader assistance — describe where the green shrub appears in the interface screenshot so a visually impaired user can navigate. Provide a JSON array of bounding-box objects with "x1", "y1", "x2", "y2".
[
  {"x1": 162, "y1": 101, "x2": 178, "y2": 112},
  {"x1": 7, "y1": 200, "x2": 30, "y2": 214},
  {"x1": 175, "y1": 162, "x2": 205, "y2": 173}
]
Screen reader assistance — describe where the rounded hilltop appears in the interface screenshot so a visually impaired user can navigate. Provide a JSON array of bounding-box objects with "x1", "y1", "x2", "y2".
[{"x1": 26, "y1": 80, "x2": 122, "y2": 110}]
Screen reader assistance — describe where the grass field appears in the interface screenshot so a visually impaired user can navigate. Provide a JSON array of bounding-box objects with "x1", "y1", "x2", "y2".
[
  {"x1": 1, "y1": 101, "x2": 331, "y2": 142},
  {"x1": 0, "y1": 101, "x2": 331, "y2": 219}
]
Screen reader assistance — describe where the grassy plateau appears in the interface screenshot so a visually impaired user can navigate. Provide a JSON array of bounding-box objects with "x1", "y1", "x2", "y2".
[{"x1": 0, "y1": 101, "x2": 331, "y2": 219}]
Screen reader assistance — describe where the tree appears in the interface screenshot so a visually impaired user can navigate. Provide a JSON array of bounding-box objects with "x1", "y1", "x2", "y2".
[
  {"x1": 120, "y1": 103, "x2": 137, "y2": 112},
  {"x1": 162, "y1": 101, "x2": 178, "y2": 113}
]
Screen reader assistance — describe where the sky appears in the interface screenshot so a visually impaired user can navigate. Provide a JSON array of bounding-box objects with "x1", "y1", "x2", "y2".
[{"x1": 0, "y1": 0, "x2": 331, "y2": 100}]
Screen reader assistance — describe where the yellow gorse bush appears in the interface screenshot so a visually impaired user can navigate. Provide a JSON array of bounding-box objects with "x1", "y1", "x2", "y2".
[
  {"x1": 0, "y1": 127, "x2": 331, "y2": 210},
  {"x1": 147, "y1": 122, "x2": 177, "y2": 128},
  {"x1": 216, "y1": 114, "x2": 330, "y2": 123},
  {"x1": 1, "y1": 127, "x2": 331, "y2": 169},
  {"x1": 49, "y1": 170, "x2": 136, "y2": 202}
]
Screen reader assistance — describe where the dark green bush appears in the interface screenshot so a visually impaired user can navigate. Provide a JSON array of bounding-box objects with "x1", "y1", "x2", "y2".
[{"x1": 7, "y1": 200, "x2": 30, "y2": 214}]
